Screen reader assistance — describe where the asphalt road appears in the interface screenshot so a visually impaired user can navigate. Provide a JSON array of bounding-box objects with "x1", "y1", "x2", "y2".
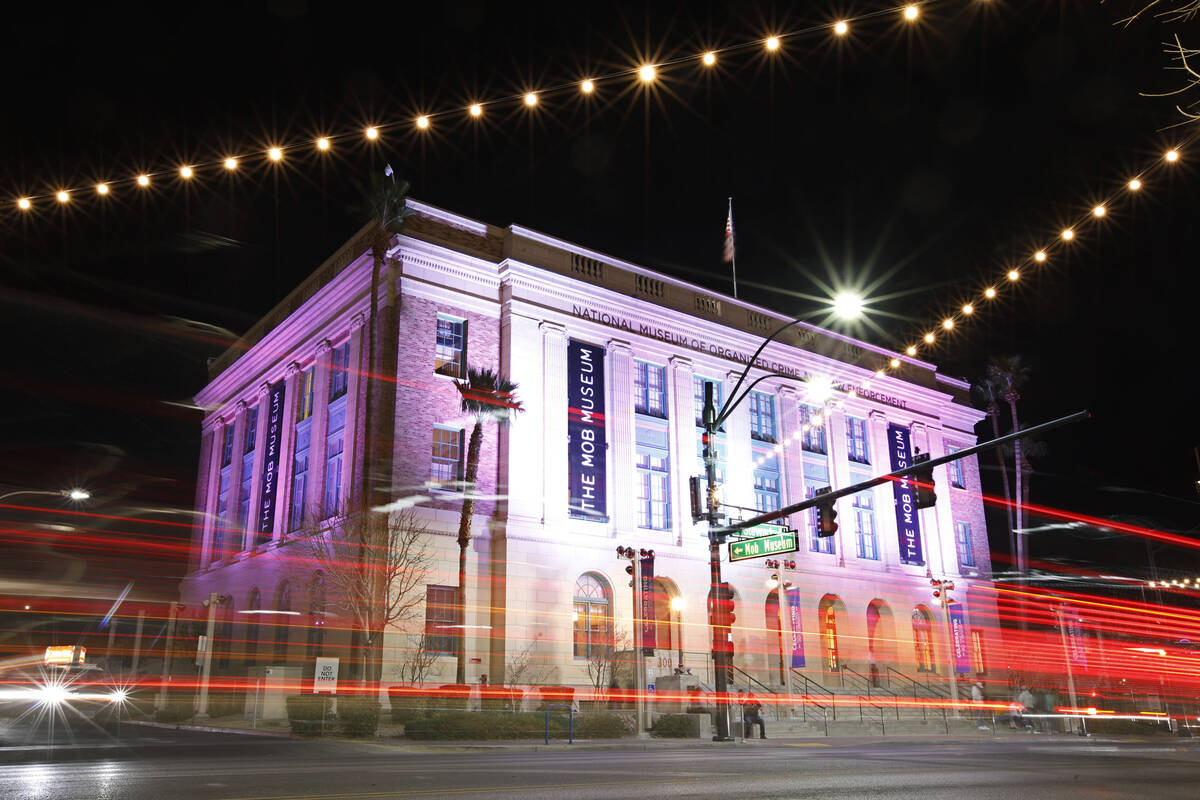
[{"x1": 2, "y1": 723, "x2": 1198, "y2": 800}]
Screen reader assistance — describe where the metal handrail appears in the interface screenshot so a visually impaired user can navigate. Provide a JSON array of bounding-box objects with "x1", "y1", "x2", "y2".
[
  {"x1": 732, "y1": 666, "x2": 784, "y2": 720},
  {"x1": 885, "y1": 665, "x2": 951, "y2": 730},
  {"x1": 840, "y1": 666, "x2": 889, "y2": 731},
  {"x1": 841, "y1": 665, "x2": 900, "y2": 720},
  {"x1": 791, "y1": 669, "x2": 836, "y2": 733}
]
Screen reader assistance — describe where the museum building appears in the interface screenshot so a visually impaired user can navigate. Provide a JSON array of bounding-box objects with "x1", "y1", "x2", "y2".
[{"x1": 179, "y1": 199, "x2": 999, "y2": 706}]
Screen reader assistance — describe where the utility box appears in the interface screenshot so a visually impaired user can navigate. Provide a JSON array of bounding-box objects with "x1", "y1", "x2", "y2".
[{"x1": 245, "y1": 665, "x2": 302, "y2": 720}]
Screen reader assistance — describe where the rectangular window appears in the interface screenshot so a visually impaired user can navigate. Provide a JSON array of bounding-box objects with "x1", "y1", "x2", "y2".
[
  {"x1": 970, "y1": 629, "x2": 986, "y2": 675},
  {"x1": 431, "y1": 425, "x2": 464, "y2": 490},
  {"x1": 798, "y1": 405, "x2": 827, "y2": 454},
  {"x1": 853, "y1": 492, "x2": 878, "y2": 560},
  {"x1": 425, "y1": 585, "x2": 458, "y2": 655},
  {"x1": 693, "y1": 376, "x2": 723, "y2": 427},
  {"x1": 753, "y1": 451, "x2": 781, "y2": 513},
  {"x1": 846, "y1": 416, "x2": 870, "y2": 465},
  {"x1": 236, "y1": 408, "x2": 258, "y2": 534},
  {"x1": 213, "y1": 469, "x2": 231, "y2": 561},
  {"x1": 635, "y1": 361, "x2": 667, "y2": 418},
  {"x1": 435, "y1": 314, "x2": 467, "y2": 378},
  {"x1": 807, "y1": 485, "x2": 835, "y2": 554},
  {"x1": 296, "y1": 367, "x2": 315, "y2": 422},
  {"x1": 947, "y1": 446, "x2": 966, "y2": 489},
  {"x1": 221, "y1": 425, "x2": 235, "y2": 468},
  {"x1": 289, "y1": 418, "x2": 311, "y2": 531},
  {"x1": 243, "y1": 408, "x2": 259, "y2": 454},
  {"x1": 636, "y1": 441, "x2": 671, "y2": 530},
  {"x1": 329, "y1": 341, "x2": 351, "y2": 401},
  {"x1": 748, "y1": 391, "x2": 776, "y2": 442},
  {"x1": 323, "y1": 397, "x2": 347, "y2": 517},
  {"x1": 574, "y1": 601, "x2": 611, "y2": 659},
  {"x1": 955, "y1": 521, "x2": 975, "y2": 567}
]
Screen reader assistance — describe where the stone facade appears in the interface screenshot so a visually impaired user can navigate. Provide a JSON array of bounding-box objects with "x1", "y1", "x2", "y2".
[{"x1": 180, "y1": 199, "x2": 998, "y2": 702}]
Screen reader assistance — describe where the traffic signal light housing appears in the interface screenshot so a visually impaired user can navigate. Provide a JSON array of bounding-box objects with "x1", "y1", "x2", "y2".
[
  {"x1": 814, "y1": 486, "x2": 838, "y2": 537},
  {"x1": 711, "y1": 582, "x2": 736, "y2": 653},
  {"x1": 910, "y1": 453, "x2": 936, "y2": 509},
  {"x1": 689, "y1": 476, "x2": 705, "y2": 523}
]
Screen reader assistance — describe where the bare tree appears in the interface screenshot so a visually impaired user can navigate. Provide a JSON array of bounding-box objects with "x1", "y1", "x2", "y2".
[
  {"x1": 586, "y1": 629, "x2": 630, "y2": 711},
  {"x1": 391, "y1": 633, "x2": 440, "y2": 686},
  {"x1": 1117, "y1": 1, "x2": 1200, "y2": 122},
  {"x1": 291, "y1": 505, "x2": 432, "y2": 683}
]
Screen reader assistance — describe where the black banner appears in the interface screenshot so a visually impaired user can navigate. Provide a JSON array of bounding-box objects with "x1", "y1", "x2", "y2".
[
  {"x1": 257, "y1": 380, "x2": 286, "y2": 540},
  {"x1": 886, "y1": 423, "x2": 925, "y2": 566},
  {"x1": 567, "y1": 339, "x2": 607, "y2": 521},
  {"x1": 639, "y1": 556, "x2": 656, "y2": 655}
]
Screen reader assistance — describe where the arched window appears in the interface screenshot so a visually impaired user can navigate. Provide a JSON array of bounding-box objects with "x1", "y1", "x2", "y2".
[
  {"x1": 306, "y1": 572, "x2": 327, "y2": 657},
  {"x1": 573, "y1": 573, "x2": 611, "y2": 659},
  {"x1": 245, "y1": 587, "x2": 262, "y2": 666},
  {"x1": 823, "y1": 603, "x2": 840, "y2": 672},
  {"x1": 272, "y1": 580, "x2": 292, "y2": 662},
  {"x1": 653, "y1": 578, "x2": 677, "y2": 652},
  {"x1": 912, "y1": 607, "x2": 935, "y2": 673}
]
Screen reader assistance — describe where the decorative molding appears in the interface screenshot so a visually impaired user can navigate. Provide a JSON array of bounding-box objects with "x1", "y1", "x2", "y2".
[
  {"x1": 259, "y1": 382, "x2": 271, "y2": 398},
  {"x1": 350, "y1": 311, "x2": 366, "y2": 331},
  {"x1": 669, "y1": 354, "x2": 694, "y2": 371},
  {"x1": 539, "y1": 320, "x2": 567, "y2": 338},
  {"x1": 285, "y1": 362, "x2": 301, "y2": 379},
  {"x1": 606, "y1": 338, "x2": 632, "y2": 356},
  {"x1": 316, "y1": 338, "x2": 332, "y2": 357}
]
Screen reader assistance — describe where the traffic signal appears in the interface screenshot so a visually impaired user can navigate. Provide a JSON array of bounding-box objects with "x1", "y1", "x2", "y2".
[
  {"x1": 909, "y1": 453, "x2": 936, "y2": 509},
  {"x1": 689, "y1": 476, "x2": 705, "y2": 523},
  {"x1": 814, "y1": 486, "x2": 838, "y2": 537},
  {"x1": 711, "y1": 582, "x2": 736, "y2": 654}
]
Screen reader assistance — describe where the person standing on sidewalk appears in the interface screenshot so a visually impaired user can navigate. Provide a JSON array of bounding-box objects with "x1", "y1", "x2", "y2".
[{"x1": 972, "y1": 681, "x2": 988, "y2": 730}]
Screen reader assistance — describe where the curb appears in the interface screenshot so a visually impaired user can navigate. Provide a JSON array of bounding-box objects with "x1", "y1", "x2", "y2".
[{"x1": 125, "y1": 720, "x2": 298, "y2": 739}]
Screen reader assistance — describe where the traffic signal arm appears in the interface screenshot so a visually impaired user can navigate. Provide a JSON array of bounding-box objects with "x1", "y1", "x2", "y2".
[{"x1": 715, "y1": 409, "x2": 1090, "y2": 536}]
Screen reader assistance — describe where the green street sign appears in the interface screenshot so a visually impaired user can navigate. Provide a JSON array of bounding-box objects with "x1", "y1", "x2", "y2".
[{"x1": 728, "y1": 527, "x2": 799, "y2": 562}]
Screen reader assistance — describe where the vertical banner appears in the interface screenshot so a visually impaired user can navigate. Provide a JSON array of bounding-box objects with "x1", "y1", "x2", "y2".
[
  {"x1": 639, "y1": 557, "x2": 656, "y2": 656},
  {"x1": 786, "y1": 587, "x2": 806, "y2": 668},
  {"x1": 1063, "y1": 606, "x2": 1089, "y2": 668},
  {"x1": 567, "y1": 339, "x2": 608, "y2": 521},
  {"x1": 258, "y1": 380, "x2": 286, "y2": 539},
  {"x1": 948, "y1": 603, "x2": 971, "y2": 675},
  {"x1": 886, "y1": 423, "x2": 925, "y2": 566}
]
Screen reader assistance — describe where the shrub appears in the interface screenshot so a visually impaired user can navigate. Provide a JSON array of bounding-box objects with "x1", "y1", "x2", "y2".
[
  {"x1": 652, "y1": 714, "x2": 699, "y2": 738},
  {"x1": 573, "y1": 712, "x2": 632, "y2": 738},
  {"x1": 387, "y1": 685, "x2": 433, "y2": 723},
  {"x1": 405, "y1": 711, "x2": 553, "y2": 740},
  {"x1": 286, "y1": 695, "x2": 334, "y2": 736},
  {"x1": 154, "y1": 700, "x2": 195, "y2": 724},
  {"x1": 427, "y1": 684, "x2": 471, "y2": 711},
  {"x1": 337, "y1": 697, "x2": 381, "y2": 737},
  {"x1": 205, "y1": 693, "x2": 244, "y2": 719}
]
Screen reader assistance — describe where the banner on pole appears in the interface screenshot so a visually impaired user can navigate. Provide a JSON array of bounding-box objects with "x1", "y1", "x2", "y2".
[
  {"x1": 786, "y1": 587, "x2": 806, "y2": 668},
  {"x1": 886, "y1": 423, "x2": 925, "y2": 566},
  {"x1": 639, "y1": 557, "x2": 656, "y2": 656},
  {"x1": 948, "y1": 603, "x2": 971, "y2": 675},
  {"x1": 567, "y1": 340, "x2": 608, "y2": 521}
]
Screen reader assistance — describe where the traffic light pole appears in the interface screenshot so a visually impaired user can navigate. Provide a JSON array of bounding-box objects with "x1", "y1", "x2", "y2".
[
  {"x1": 703, "y1": 382, "x2": 735, "y2": 742},
  {"x1": 716, "y1": 410, "x2": 1091, "y2": 536}
]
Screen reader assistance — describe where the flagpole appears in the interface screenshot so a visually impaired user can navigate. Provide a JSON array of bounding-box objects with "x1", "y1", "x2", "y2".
[{"x1": 728, "y1": 197, "x2": 738, "y2": 299}]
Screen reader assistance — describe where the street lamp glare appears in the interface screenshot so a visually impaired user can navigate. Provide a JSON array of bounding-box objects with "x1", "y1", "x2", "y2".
[
  {"x1": 669, "y1": 596, "x2": 685, "y2": 612},
  {"x1": 806, "y1": 375, "x2": 835, "y2": 404},
  {"x1": 832, "y1": 292, "x2": 864, "y2": 320}
]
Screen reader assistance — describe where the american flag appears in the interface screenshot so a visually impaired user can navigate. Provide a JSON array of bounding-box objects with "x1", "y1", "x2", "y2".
[{"x1": 722, "y1": 201, "x2": 735, "y2": 264}]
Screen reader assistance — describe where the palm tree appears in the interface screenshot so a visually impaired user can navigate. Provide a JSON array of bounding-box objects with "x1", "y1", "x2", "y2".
[
  {"x1": 987, "y1": 356, "x2": 1032, "y2": 577},
  {"x1": 453, "y1": 366, "x2": 522, "y2": 684},
  {"x1": 350, "y1": 171, "x2": 415, "y2": 684},
  {"x1": 972, "y1": 377, "x2": 1017, "y2": 572}
]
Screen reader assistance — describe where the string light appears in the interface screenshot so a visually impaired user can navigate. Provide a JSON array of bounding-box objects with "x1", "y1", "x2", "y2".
[
  {"x1": 834, "y1": 21, "x2": 849, "y2": 36},
  {"x1": 416, "y1": 116, "x2": 430, "y2": 130},
  {"x1": 766, "y1": 36, "x2": 781, "y2": 51},
  {"x1": 904, "y1": 5, "x2": 920, "y2": 20},
  {"x1": 268, "y1": 147, "x2": 283, "y2": 161},
  {"x1": 224, "y1": 157, "x2": 239, "y2": 170},
  {"x1": 639, "y1": 64, "x2": 657, "y2": 82},
  {"x1": 984, "y1": 287, "x2": 997, "y2": 299},
  {"x1": 889, "y1": 358, "x2": 901, "y2": 368},
  {"x1": 524, "y1": 92, "x2": 539, "y2": 106},
  {"x1": 17, "y1": 197, "x2": 31, "y2": 210},
  {"x1": 906, "y1": 346, "x2": 917, "y2": 356},
  {"x1": 180, "y1": 166, "x2": 194, "y2": 179},
  {"x1": 942, "y1": 318, "x2": 954, "y2": 330},
  {"x1": 580, "y1": 79, "x2": 595, "y2": 93},
  {"x1": 1034, "y1": 250, "x2": 1046, "y2": 262},
  {"x1": 1128, "y1": 178, "x2": 1142, "y2": 191},
  {"x1": 316, "y1": 137, "x2": 331, "y2": 151},
  {"x1": 702, "y1": 52, "x2": 716, "y2": 66},
  {"x1": 56, "y1": 190, "x2": 70, "y2": 203},
  {"x1": 1165, "y1": 149, "x2": 1179, "y2": 162},
  {"x1": 962, "y1": 303, "x2": 974, "y2": 315},
  {"x1": 95, "y1": 183, "x2": 109, "y2": 195},
  {"x1": 923, "y1": 332, "x2": 935, "y2": 344},
  {"x1": 1061, "y1": 228, "x2": 1075, "y2": 241},
  {"x1": 365, "y1": 126, "x2": 379, "y2": 140},
  {"x1": 1092, "y1": 204, "x2": 1106, "y2": 217},
  {"x1": 137, "y1": 174, "x2": 150, "y2": 187},
  {"x1": 469, "y1": 104, "x2": 483, "y2": 117},
  {"x1": 1007, "y1": 269, "x2": 1020, "y2": 281}
]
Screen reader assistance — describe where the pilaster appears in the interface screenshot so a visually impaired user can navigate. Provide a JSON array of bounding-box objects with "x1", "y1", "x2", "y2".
[
  {"x1": 541, "y1": 322, "x2": 569, "y2": 531},
  {"x1": 723, "y1": 370, "x2": 753, "y2": 520},
  {"x1": 667, "y1": 355, "x2": 694, "y2": 545},
  {"x1": 306, "y1": 339, "x2": 333, "y2": 519},
  {"x1": 273, "y1": 362, "x2": 302, "y2": 539},
  {"x1": 227, "y1": 401, "x2": 248, "y2": 554},
  {"x1": 244, "y1": 384, "x2": 271, "y2": 551},
  {"x1": 608, "y1": 340, "x2": 636, "y2": 533}
]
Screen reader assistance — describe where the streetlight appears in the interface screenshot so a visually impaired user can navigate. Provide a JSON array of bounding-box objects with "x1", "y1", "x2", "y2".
[
  {"x1": 0, "y1": 488, "x2": 91, "y2": 502},
  {"x1": 700, "y1": 311, "x2": 844, "y2": 740}
]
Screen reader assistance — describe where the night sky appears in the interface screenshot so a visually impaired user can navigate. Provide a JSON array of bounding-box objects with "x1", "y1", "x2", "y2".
[{"x1": 1, "y1": 1, "x2": 1197, "y2": 587}]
